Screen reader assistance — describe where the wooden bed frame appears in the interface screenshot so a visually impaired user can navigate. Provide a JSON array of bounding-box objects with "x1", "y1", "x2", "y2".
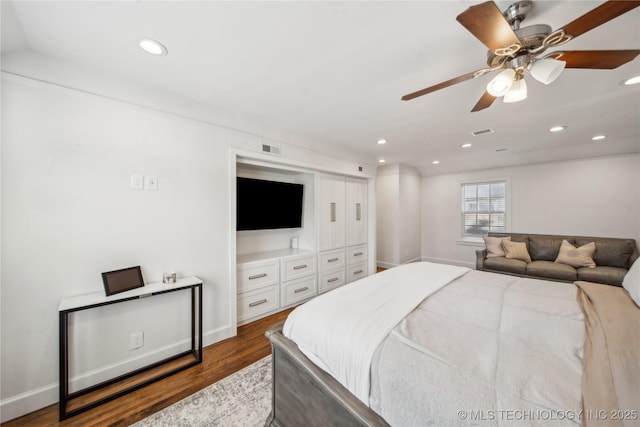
[{"x1": 265, "y1": 321, "x2": 390, "y2": 427}]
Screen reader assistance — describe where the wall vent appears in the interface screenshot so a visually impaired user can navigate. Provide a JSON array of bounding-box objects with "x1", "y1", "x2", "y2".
[
  {"x1": 471, "y1": 128, "x2": 494, "y2": 136},
  {"x1": 260, "y1": 143, "x2": 281, "y2": 155}
]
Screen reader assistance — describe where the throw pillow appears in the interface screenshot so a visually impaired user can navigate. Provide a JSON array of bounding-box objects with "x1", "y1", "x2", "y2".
[
  {"x1": 622, "y1": 257, "x2": 640, "y2": 307},
  {"x1": 555, "y1": 240, "x2": 596, "y2": 268},
  {"x1": 502, "y1": 240, "x2": 532, "y2": 263},
  {"x1": 483, "y1": 236, "x2": 511, "y2": 258}
]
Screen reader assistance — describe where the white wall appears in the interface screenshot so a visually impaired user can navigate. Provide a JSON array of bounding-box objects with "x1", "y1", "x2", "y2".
[
  {"x1": 375, "y1": 164, "x2": 399, "y2": 267},
  {"x1": 398, "y1": 164, "x2": 421, "y2": 264},
  {"x1": 0, "y1": 55, "x2": 374, "y2": 420},
  {"x1": 376, "y1": 163, "x2": 421, "y2": 268},
  {"x1": 421, "y1": 154, "x2": 640, "y2": 268}
]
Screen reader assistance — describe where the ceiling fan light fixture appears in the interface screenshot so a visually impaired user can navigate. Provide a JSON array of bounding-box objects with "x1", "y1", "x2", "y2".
[
  {"x1": 530, "y1": 58, "x2": 566, "y2": 85},
  {"x1": 487, "y1": 69, "x2": 516, "y2": 97},
  {"x1": 503, "y1": 78, "x2": 527, "y2": 103},
  {"x1": 623, "y1": 75, "x2": 640, "y2": 86}
]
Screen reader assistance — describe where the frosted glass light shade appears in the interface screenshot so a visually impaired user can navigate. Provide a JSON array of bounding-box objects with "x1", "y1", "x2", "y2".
[
  {"x1": 503, "y1": 78, "x2": 527, "y2": 103},
  {"x1": 530, "y1": 58, "x2": 565, "y2": 85},
  {"x1": 487, "y1": 69, "x2": 516, "y2": 96}
]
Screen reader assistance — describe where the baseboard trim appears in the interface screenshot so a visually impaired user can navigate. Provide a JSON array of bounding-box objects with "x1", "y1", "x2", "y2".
[
  {"x1": 0, "y1": 324, "x2": 234, "y2": 423},
  {"x1": 421, "y1": 256, "x2": 475, "y2": 269}
]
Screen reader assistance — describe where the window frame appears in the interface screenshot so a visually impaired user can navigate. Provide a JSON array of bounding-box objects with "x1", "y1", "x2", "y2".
[{"x1": 457, "y1": 177, "x2": 511, "y2": 246}]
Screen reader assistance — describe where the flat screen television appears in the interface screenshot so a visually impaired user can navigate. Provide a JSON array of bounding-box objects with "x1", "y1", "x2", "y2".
[{"x1": 236, "y1": 177, "x2": 304, "y2": 231}]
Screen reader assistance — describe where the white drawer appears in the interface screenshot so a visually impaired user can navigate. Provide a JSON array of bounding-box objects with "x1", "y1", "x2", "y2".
[
  {"x1": 281, "y1": 276, "x2": 317, "y2": 307},
  {"x1": 237, "y1": 259, "x2": 279, "y2": 293},
  {"x1": 347, "y1": 262, "x2": 368, "y2": 283},
  {"x1": 318, "y1": 269, "x2": 346, "y2": 294},
  {"x1": 237, "y1": 285, "x2": 279, "y2": 322},
  {"x1": 318, "y1": 248, "x2": 346, "y2": 272},
  {"x1": 281, "y1": 253, "x2": 317, "y2": 282},
  {"x1": 346, "y1": 244, "x2": 368, "y2": 266}
]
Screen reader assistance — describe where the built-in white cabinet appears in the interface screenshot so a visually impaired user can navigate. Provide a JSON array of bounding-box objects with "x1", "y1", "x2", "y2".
[
  {"x1": 346, "y1": 177, "x2": 368, "y2": 247},
  {"x1": 237, "y1": 249, "x2": 317, "y2": 324},
  {"x1": 317, "y1": 174, "x2": 369, "y2": 293},
  {"x1": 318, "y1": 173, "x2": 346, "y2": 251},
  {"x1": 235, "y1": 161, "x2": 371, "y2": 323}
]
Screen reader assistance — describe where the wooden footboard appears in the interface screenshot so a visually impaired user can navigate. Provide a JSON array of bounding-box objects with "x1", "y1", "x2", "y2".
[{"x1": 265, "y1": 322, "x2": 389, "y2": 427}]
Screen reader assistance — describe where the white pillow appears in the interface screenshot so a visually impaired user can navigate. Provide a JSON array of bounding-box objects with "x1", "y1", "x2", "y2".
[
  {"x1": 622, "y1": 257, "x2": 640, "y2": 307},
  {"x1": 483, "y1": 236, "x2": 511, "y2": 258}
]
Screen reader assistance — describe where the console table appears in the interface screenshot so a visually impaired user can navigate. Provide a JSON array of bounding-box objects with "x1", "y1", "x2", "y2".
[{"x1": 58, "y1": 276, "x2": 203, "y2": 420}]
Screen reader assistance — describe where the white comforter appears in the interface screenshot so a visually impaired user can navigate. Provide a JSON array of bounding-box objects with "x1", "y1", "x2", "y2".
[{"x1": 283, "y1": 261, "x2": 469, "y2": 404}]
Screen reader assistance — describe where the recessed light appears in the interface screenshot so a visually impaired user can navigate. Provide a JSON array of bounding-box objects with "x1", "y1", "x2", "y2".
[
  {"x1": 432, "y1": 160, "x2": 440, "y2": 165},
  {"x1": 377, "y1": 139, "x2": 387, "y2": 145},
  {"x1": 461, "y1": 143, "x2": 472, "y2": 148},
  {"x1": 378, "y1": 159, "x2": 386, "y2": 163},
  {"x1": 592, "y1": 135, "x2": 606, "y2": 141},
  {"x1": 139, "y1": 38, "x2": 168, "y2": 56},
  {"x1": 549, "y1": 125, "x2": 566, "y2": 132},
  {"x1": 622, "y1": 75, "x2": 640, "y2": 86}
]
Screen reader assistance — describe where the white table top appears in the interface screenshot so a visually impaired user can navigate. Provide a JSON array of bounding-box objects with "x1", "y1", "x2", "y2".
[{"x1": 59, "y1": 276, "x2": 202, "y2": 311}]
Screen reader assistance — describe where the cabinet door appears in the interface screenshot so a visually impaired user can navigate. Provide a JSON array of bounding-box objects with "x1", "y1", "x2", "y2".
[
  {"x1": 318, "y1": 174, "x2": 345, "y2": 251},
  {"x1": 345, "y1": 178, "x2": 367, "y2": 246}
]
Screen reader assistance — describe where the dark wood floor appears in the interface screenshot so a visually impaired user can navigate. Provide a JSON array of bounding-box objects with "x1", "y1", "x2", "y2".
[{"x1": 2, "y1": 308, "x2": 294, "y2": 427}]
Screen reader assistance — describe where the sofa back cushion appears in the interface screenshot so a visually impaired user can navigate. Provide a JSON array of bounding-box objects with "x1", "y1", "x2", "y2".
[
  {"x1": 575, "y1": 237, "x2": 635, "y2": 269},
  {"x1": 529, "y1": 236, "x2": 567, "y2": 261}
]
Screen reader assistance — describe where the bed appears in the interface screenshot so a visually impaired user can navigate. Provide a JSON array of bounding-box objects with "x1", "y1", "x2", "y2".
[{"x1": 265, "y1": 262, "x2": 639, "y2": 427}]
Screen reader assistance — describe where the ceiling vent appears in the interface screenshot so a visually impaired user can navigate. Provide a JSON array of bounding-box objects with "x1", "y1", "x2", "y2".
[
  {"x1": 260, "y1": 143, "x2": 281, "y2": 155},
  {"x1": 471, "y1": 128, "x2": 494, "y2": 136}
]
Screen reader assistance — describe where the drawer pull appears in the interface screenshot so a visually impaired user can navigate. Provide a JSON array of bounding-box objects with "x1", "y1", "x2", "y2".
[
  {"x1": 328, "y1": 277, "x2": 339, "y2": 283},
  {"x1": 293, "y1": 264, "x2": 308, "y2": 270},
  {"x1": 294, "y1": 287, "x2": 309, "y2": 294},
  {"x1": 353, "y1": 270, "x2": 363, "y2": 275},
  {"x1": 328, "y1": 257, "x2": 339, "y2": 262},
  {"x1": 353, "y1": 252, "x2": 363, "y2": 257},
  {"x1": 249, "y1": 299, "x2": 268, "y2": 307},
  {"x1": 248, "y1": 273, "x2": 267, "y2": 280}
]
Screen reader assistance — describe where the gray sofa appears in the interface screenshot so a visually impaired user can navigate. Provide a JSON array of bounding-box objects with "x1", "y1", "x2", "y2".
[{"x1": 475, "y1": 232, "x2": 639, "y2": 286}]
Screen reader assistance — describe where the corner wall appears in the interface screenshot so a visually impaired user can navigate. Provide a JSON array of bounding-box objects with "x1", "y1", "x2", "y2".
[
  {"x1": 0, "y1": 57, "x2": 374, "y2": 421},
  {"x1": 421, "y1": 154, "x2": 640, "y2": 268}
]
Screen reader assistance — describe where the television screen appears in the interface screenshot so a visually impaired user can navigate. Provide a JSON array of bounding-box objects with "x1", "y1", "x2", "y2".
[{"x1": 237, "y1": 177, "x2": 304, "y2": 231}]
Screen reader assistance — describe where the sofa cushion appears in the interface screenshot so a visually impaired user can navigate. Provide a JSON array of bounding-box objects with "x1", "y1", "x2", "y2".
[
  {"x1": 529, "y1": 236, "x2": 564, "y2": 261},
  {"x1": 483, "y1": 236, "x2": 511, "y2": 258},
  {"x1": 484, "y1": 257, "x2": 527, "y2": 275},
  {"x1": 555, "y1": 240, "x2": 596, "y2": 268},
  {"x1": 575, "y1": 237, "x2": 635, "y2": 268},
  {"x1": 502, "y1": 240, "x2": 532, "y2": 263},
  {"x1": 577, "y1": 266, "x2": 627, "y2": 287},
  {"x1": 526, "y1": 260, "x2": 577, "y2": 282}
]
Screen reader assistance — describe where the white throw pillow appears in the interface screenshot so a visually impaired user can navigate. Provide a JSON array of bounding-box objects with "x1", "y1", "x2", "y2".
[
  {"x1": 622, "y1": 257, "x2": 640, "y2": 307},
  {"x1": 483, "y1": 236, "x2": 511, "y2": 258}
]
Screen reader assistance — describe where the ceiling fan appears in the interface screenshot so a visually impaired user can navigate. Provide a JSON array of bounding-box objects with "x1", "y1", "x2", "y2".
[{"x1": 401, "y1": 0, "x2": 640, "y2": 112}]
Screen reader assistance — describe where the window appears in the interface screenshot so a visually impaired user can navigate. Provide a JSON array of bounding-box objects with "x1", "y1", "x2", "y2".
[{"x1": 461, "y1": 180, "x2": 506, "y2": 239}]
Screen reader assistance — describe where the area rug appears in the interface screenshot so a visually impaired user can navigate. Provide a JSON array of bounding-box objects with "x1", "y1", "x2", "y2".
[{"x1": 132, "y1": 356, "x2": 272, "y2": 427}]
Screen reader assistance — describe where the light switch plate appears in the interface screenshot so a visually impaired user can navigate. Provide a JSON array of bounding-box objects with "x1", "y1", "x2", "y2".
[
  {"x1": 131, "y1": 174, "x2": 143, "y2": 190},
  {"x1": 144, "y1": 176, "x2": 158, "y2": 191}
]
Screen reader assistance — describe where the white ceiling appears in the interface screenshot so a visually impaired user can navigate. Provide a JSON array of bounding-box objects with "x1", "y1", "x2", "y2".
[{"x1": 2, "y1": 0, "x2": 639, "y2": 175}]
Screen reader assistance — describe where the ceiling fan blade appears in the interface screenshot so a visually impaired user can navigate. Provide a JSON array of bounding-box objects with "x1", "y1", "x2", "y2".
[
  {"x1": 456, "y1": 1, "x2": 521, "y2": 52},
  {"x1": 554, "y1": 50, "x2": 640, "y2": 69},
  {"x1": 560, "y1": 1, "x2": 640, "y2": 39},
  {"x1": 402, "y1": 70, "x2": 481, "y2": 101},
  {"x1": 471, "y1": 91, "x2": 497, "y2": 112}
]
